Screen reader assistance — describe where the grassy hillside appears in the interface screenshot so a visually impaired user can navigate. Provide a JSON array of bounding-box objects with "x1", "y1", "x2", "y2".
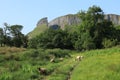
[
  {"x1": 0, "y1": 46, "x2": 120, "y2": 80},
  {"x1": 27, "y1": 24, "x2": 48, "y2": 39},
  {"x1": 71, "y1": 46, "x2": 120, "y2": 80}
]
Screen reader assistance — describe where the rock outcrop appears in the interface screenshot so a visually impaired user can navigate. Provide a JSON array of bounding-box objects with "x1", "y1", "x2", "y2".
[
  {"x1": 48, "y1": 14, "x2": 81, "y2": 29},
  {"x1": 37, "y1": 17, "x2": 48, "y2": 27}
]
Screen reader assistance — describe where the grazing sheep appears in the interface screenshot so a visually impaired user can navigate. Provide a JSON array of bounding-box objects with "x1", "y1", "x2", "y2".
[
  {"x1": 59, "y1": 58, "x2": 64, "y2": 61},
  {"x1": 75, "y1": 56, "x2": 84, "y2": 61},
  {"x1": 50, "y1": 58, "x2": 55, "y2": 62},
  {"x1": 38, "y1": 67, "x2": 47, "y2": 75}
]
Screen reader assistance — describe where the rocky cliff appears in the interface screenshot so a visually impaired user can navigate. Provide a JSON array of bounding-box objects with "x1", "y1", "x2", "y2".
[
  {"x1": 104, "y1": 14, "x2": 120, "y2": 25},
  {"x1": 48, "y1": 14, "x2": 81, "y2": 29},
  {"x1": 37, "y1": 14, "x2": 120, "y2": 29},
  {"x1": 28, "y1": 14, "x2": 120, "y2": 38}
]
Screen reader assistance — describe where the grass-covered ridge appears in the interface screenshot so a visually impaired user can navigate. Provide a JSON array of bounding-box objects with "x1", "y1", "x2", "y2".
[
  {"x1": 0, "y1": 46, "x2": 120, "y2": 80},
  {"x1": 28, "y1": 24, "x2": 48, "y2": 39}
]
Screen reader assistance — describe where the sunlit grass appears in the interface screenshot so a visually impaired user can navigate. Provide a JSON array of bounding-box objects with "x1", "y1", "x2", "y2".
[
  {"x1": 28, "y1": 24, "x2": 48, "y2": 38},
  {"x1": 71, "y1": 46, "x2": 120, "y2": 80}
]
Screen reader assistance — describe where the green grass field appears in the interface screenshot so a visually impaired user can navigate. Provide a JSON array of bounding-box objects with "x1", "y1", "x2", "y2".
[
  {"x1": 0, "y1": 46, "x2": 120, "y2": 80},
  {"x1": 71, "y1": 46, "x2": 120, "y2": 80},
  {"x1": 28, "y1": 24, "x2": 48, "y2": 39}
]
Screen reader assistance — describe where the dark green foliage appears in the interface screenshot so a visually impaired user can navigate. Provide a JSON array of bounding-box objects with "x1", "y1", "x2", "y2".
[
  {"x1": 74, "y1": 5, "x2": 120, "y2": 50},
  {"x1": 45, "y1": 49, "x2": 71, "y2": 58},
  {"x1": 0, "y1": 24, "x2": 28, "y2": 47},
  {"x1": 102, "y1": 38, "x2": 118, "y2": 48},
  {"x1": 28, "y1": 28, "x2": 73, "y2": 49},
  {"x1": 28, "y1": 38, "x2": 38, "y2": 49},
  {"x1": 9, "y1": 25, "x2": 28, "y2": 47},
  {"x1": 0, "y1": 28, "x2": 4, "y2": 46}
]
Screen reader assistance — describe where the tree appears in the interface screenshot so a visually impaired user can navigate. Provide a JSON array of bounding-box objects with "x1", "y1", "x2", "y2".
[
  {"x1": 28, "y1": 28, "x2": 73, "y2": 49},
  {"x1": 8, "y1": 25, "x2": 26, "y2": 47},
  {"x1": 0, "y1": 23, "x2": 28, "y2": 47},
  {"x1": 0, "y1": 28, "x2": 4, "y2": 46},
  {"x1": 2, "y1": 23, "x2": 10, "y2": 46},
  {"x1": 75, "y1": 5, "x2": 118, "y2": 50},
  {"x1": 28, "y1": 37, "x2": 38, "y2": 48},
  {"x1": 9, "y1": 25, "x2": 23, "y2": 37}
]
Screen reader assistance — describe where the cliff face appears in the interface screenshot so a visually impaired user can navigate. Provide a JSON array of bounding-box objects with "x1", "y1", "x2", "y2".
[
  {"x1": 37, "y1": 14, "x2": 120, "y2": 29},
  {"x1": 48, "y1": 14, "x2": 81, "y2": 29},
  {"x1": 105, "y1": 14, "x2": 120, "y2": 25}
]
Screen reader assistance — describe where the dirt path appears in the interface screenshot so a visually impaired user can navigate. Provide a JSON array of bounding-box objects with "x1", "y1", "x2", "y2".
[
  {"x1": 43, "y1": 59, "x2": 71, "y2": 80},
  {"x1": 41, "y1": 55, "x2": 81, "y2": 80},
  {"x1": 67, "y1": 62, "x2": 80, "y2": 80}
]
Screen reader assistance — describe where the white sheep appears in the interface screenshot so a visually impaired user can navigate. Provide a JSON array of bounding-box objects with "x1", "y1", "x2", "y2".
[
  {"x1": 59, "y1": 58, "x2": 64, "y2": 61},
  {"x1": 50, "y1": 58, "x2": 55, "y2": 62},
  {"x1": 75, "y1": 56, "x2": 84, "y2": 61}
]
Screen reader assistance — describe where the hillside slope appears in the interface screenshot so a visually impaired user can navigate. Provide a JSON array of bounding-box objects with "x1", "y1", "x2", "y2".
[
  {"x1": 27, "y1": 17, "x2": 48, "y2": 38},
  {"x1": 71, "y1": 46, "x2": 120, "y2": 80},
  {"x1": 0, "y1": 46, "x2": 120, "y2": 80},
  {"x1": 27, "y1": 24, "x2": 48, "y2": 39}
]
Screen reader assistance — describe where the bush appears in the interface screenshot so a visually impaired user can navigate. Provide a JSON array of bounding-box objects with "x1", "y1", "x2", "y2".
[
  {"x1": 102, "y1": 38, "x2": 118, "y2": 48},
  {"x1": 21, "y1": 49, "x2": 50, "y2": 61}
]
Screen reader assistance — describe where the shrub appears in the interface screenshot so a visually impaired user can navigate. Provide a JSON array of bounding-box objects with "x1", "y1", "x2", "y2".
[{"x1": 102, "y1": 38, "x2": 118, "y2": 48}]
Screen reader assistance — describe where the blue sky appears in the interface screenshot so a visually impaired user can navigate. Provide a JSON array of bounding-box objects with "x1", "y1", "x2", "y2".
[{"x1": 0, "y1": 0, "x2": 120, "y2": 34}]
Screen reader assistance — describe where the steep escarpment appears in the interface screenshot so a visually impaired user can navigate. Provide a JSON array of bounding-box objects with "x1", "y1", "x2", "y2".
[
  {"x1": 48, "y1": 14, "x2": 81, "y2": 29},
  {"x1": 28, "y1": 14, "x2": 120, "y2": 38},
  {"x1": 105, "y1": 14, "x2": 120, "y2": 25},
  {"x1": 48, "y1": 14, "x2": 120, "y2": 29}
]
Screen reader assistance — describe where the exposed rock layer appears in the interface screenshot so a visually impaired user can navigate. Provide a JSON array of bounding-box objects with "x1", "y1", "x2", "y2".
[
  {"x1": 104, "y1": 14, "x2": 120, "y2": 25},
  {"x1": 48, "y1": 14, "x2": 81, "y2": 29},
  {"x1": 37, "y1": 14, "x2": 120, "y2": 29}
]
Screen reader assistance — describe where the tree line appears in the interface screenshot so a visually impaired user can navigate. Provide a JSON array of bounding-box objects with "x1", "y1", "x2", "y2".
[
  {"x1": 0, "y1": 23, "x2": 28, "y2": 47},
  {"x1": 28, "y1": 5, "x2": 120, "y2": 51}
]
